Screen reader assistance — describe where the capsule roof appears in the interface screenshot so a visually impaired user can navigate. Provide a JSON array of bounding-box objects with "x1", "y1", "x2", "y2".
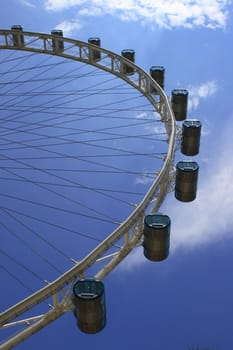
[
  {"x1": 88, "y1": 37, "x2": 100, "y2": 42},
  {"x1": 177, "y1": 161, "x2": 199, "y2": 172},
  {"x1": 73, "y1": 279, "x2": 104, "y2": 300},
  {"x1": 122, "y1": 49, "x2": 135, "y2": 54},
  {"x1": 11, "y1": 25, "x2": 23, "y2": 30},
  {"x1": 183, "y1": 120, "x2": 202, "y2": 128},
  {"x1": 150, "y1": 66, "x2": 165, "y2": 72},
  {"x1": 51, "y1": 29, "x2": 63, "y2": 36},
  {"x1": 144, "y1": 213, "x2": 170, "y2": 228},
  {"x1": 172, "y1": 89, "x2": 188, "y2": 96}
]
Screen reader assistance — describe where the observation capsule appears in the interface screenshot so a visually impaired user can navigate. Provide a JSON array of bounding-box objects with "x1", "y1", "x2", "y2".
[
  {"x1": 88, "y1": 37, "x2": 101, "y2": 62},
  {"x1": 11, "y1": 25, "x2": 24, "y2": 47},
  {"x1": 181, "y1": 119, "x2": 202, "y2": 156},
  {"x1": 171, "y1": 89, "x2": 188, "y2": 121},
  {"x1": 150, "y1": 66, "x2": 165, "y2": 93},
  {"x1": 143, "y1": 213, "x2": 170, "y2": 261},
  {"x1": 51, "y1": 29, "x2": 64, "y2": 53},
  {"x1": 73, "y1": 278, "x2": 106, "y2": 334},
  {"x1": 175, "y1": 161, "x2": 199, "y2": 202},
  {"x1": 121, "y1": 49, "x2": 135, "y2": 75}
]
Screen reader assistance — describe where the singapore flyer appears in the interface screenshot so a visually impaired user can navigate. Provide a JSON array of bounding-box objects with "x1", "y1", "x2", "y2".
[{"x1": 0, "y1": 27, "x2": 200, "y2": 349}]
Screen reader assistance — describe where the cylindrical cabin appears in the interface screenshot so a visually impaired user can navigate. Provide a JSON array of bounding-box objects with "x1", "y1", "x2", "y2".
[
  {"x1": 11, "y1": 25, "x2": 24, "y2": 47},
  {"x1": 181, "y1": 119, "x2": 202, "y2": 156},
  {"x1": 150, "y1": 66, "x2": 165, "y2": 93},
  {"x1": 171, "y1": 89, "x2": 188, "y2": 121},
  {"x1": 51, "y1": 29, "x2": 64, "y2": 53},
  {"x1": 143, "y1": 213, "x2": 170, "y2": 261},
  {"x1": 88, "y1": 37, "x2": 101, "y2": 62},
  {"x1": 121, "y1": 49, "x2": 135, "y2": 75},
  {"x1": 175, "y1": 161, "x2": 199, "y2": 202},
  {"x1": 73, "y1": 278, "x2": 106, "y2": 334}
]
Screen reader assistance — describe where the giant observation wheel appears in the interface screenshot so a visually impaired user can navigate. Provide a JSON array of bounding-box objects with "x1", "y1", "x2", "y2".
[{"x1": 0, "y1": 28, "x2": 198, "y2": 349}]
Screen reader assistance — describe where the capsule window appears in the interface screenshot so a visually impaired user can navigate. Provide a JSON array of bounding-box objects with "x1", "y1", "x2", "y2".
[
  {"x1": 88, "y1": 37, "x2": 101, "y2": 62},
  {"x1": 11, "y1": 25, "x2": 24, "y2": 47},
  {"x1": 143, "y1": 213, "x2": 170, "y2": 262},
  {"x1": 175, "y1": 161, "x2": 199, "y2": 202},
  {"x1": 181, "y1": 119, "x2": 202, "y2": 156},
  {"x1": 121, "y1": 49, "x2": 135, "y2": 75},
  {"x1": 150, "y1": 66, "x2": 165, "y2": 93},
  {"x1": 171, "y1": 89, "x2": 188, "y2": 121},
  {"x1": 73, "y1": 279, "x2": 106, "y2": 334},
  {"x1": 51, "y1": 29, "x2": 64, "y2": 53}
]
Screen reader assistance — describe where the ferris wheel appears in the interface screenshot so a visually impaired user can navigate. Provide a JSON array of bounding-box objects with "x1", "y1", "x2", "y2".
[{"x1": 0, "y1": 27, "x2": 201, "y2": 349}]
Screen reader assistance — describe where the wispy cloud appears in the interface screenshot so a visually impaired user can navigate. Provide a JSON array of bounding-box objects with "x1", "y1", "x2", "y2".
[
  {"x1": 188, "y1": 80, "x2": 218, "y2": 111},
  {"x1": 135, "y1": 171, "x2": 154, "y2": 185},
  {"x1": 44, "y1": 0, "x2": 232, "y2": 29},
  {"x1": 18, "y1": 0, "x2": 36, "y2": 7},
  {"x1": 135, "y1": 112, "x2": 148, "y2": 119},
  {"x1": 55, "y1": 20, "x2": 83, "y2": 36}
]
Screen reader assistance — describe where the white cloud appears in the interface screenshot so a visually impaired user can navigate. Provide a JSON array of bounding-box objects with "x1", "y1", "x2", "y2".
[
  {"x1": 188, "y1": 80, "x2": 218, "y2": 110},
  {"x1": 119, "y1": 115, "x2": 233, "y2": 271},
  {"x1": 135, "y1": 112, "x2": 148, "y2": 119},
  {"x1": 118, "y1": 246, "x2": 146, "y2": 271},
  {"x1": 168, "y1": 126, "x2": 233, "y2": 251},
  {"x1": 135, "y1": 171, "x2": 154, "y2": 185},
  {"x1": 55, "y1": 20, "x2": 84, "y2": 36},
  {"x1": 45, "y1": 0, "x2": 84, "y2": 10},
  {"x1": 44, "y1": 0, "x2": 232, "y2": 29}
]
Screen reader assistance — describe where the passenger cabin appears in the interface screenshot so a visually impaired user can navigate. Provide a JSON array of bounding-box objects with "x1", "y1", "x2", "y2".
[
  {"x1": 11, "y1": 25, "x2": 24, "y2": 47},
  {"x1": 51, "y1": 29, "x2": 64, "y2": 53},
  {"x1": 143, "y1": 213, "x2": 170, "y2": 261},
  {"x1": 88, "y1": 37, "x2": 101, "y2": 62},
  {"x1": 121, "y1": 49, "x2": 135, "y2": 76},
  {"x1": 171, "y1": 89, "x2": 188, "y2": 121},
  {"x1": 150, "y1": 66, "x2": 165, "y2": 93},
  {"x1": 181, "y1": 119, "x2": 202, "y2": 156},
  {"x1": 175, "y1": 161, "x2": 199, "y2": 202},
  {"x1": 73, "y1": 278, "x2": 106, "y2": 334}
]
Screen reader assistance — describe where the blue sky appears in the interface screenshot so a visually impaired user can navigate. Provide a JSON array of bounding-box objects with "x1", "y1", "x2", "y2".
[{"x1": 1, "y1": 0, "x2": 233, "y2": 349}]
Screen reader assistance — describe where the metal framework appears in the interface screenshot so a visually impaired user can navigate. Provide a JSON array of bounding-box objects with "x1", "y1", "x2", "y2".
[{"x1": 0, "y1": 29, "x2": 177, "y2": 349}]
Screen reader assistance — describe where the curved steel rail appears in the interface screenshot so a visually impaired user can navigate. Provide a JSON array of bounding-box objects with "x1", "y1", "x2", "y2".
[{"x1": 0, "y1": 29, "x2": 176, "y2": 349}]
